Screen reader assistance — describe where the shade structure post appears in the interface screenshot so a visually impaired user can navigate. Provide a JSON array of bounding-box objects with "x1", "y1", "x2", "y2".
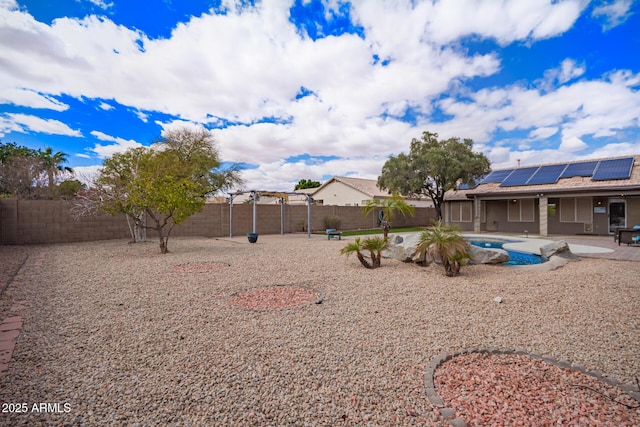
[
  {"x1": 228, "y1": 193, "x2": 235, "y2": 238},
  {"x1": 280, "y1": 198, "x2": 285, "y2": 235},
  {"x1": 251, "y1": 190, "x2": 257, "y2": 234},
  {"x1": 307, "y1": 195, "x2": 311, "y2": 239}
]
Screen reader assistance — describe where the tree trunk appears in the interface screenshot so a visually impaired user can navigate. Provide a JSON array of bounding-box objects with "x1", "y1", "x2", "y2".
[
  {"x1": 434, "y1": 202, "x2": 443, "y2": 221},
  {"x1": 356, "y1": 252, "x2": 373, "y2": 269},
  {"x1": 372, "y1": 252, "x2": 381, "y2": 268},
  {"x1": 159, "y1": 234, "x2": 169, "y2": 254}
]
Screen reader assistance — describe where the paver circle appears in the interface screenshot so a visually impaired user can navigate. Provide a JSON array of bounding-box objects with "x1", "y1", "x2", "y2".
[
  {"x1": 227, "y1": 285, "x2": 323, "y2": 311},
  {"x1": 172, "y1": 262, "x2": 230, "y2": 273}
]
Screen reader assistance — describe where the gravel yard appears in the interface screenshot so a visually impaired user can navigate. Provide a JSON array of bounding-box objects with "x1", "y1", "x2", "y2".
[{"x1": 0, "y1": 235, "x2": 639, "y2": 426}]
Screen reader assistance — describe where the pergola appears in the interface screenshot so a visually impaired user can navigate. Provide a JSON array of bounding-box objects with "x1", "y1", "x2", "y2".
[{"x1": 227, "y1": 190, "x2": 313, "y2": 239}]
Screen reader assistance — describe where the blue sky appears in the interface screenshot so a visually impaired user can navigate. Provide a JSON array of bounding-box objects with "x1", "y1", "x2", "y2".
[{"x1": 1, "y1": 0, "x2": 639, "y2": 191}]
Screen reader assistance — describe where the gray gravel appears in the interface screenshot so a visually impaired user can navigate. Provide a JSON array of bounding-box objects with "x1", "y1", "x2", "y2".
[{"x1": 1, "y1": 234, "x2": 639, "y2": 426}]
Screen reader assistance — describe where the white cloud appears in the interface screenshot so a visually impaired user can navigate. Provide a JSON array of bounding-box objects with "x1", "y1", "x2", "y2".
[
  {"x1": 538, "y1": 58, "x2": 586, "y2": 90},
  {"x1": 592, "y1": 0, "x2": 635, "y2": 30},
  {"x1": 86, "y1": 0, "x2": 114, "y2": 10},
  {"x1": 72, "y1": 165, "x2": 102, "y2": 186},
  {"x1": 529, "y1": 127, "x2": 559, "y2": 140},
  {"x1": 98, "y1": 102, "x2": 114, "y2": 110},
  {"x1": 0, "y1": 88, "x2": 69, "y2": 110},
  {"x1": 356, "y1": 0, "x2": 585, "y2": 46},
  {"x1": 0, "y1": 0, "x2": 637, "y2": 191},
  {"x1": 559, "y1": 135, "x2": 588, "y2": 152},
  {"x1": 4, "y1": 113, "x2": 81, "y2": 136},
  {"x1": 89, "y1": 130, "x2": 143, "y2": 158}
]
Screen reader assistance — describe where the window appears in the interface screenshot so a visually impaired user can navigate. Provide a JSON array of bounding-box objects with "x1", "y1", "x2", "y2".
[
  {"x1": 451, "y1": 201, "x2": 472, "y2": 222},
  {"x1": 560, "y1": 197, "x2": 593, "y2": 223},
  {"x1": 507, "y1": 199, "x2": 535, "y2": 222}
]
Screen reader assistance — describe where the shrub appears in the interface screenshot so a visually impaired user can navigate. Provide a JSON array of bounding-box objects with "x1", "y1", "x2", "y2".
[{"x1": 324, "y1": 215, "x2": 341, "y2": 230}]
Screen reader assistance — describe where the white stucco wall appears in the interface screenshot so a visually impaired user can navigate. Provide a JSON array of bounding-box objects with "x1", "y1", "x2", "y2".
[{"x1": 313, "y1": 182, "x2": 371, "y2": 206}]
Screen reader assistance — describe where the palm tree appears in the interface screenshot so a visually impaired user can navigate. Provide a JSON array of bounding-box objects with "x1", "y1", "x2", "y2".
[
  {"x1": 362, "y1": 236, "x2": 388, "y2": 268},
  {"x1": 363, "y1": 192, "x2": 415, "y2": 239},
  {"x1": 340, "y1": 237, "x2": 372, "y2": 269},
  {"x1": 417, "y1": 221, "x2": 471, "y2": 276},
  {"x1": 340, "y1": 236, "x2": 388, "y2": 269},
  {"x1": 39, "y1": 147, "x2": 73, "y2": 188}
]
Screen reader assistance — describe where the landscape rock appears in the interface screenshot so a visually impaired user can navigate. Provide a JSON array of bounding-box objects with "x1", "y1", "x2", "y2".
[
  {"x1": 493, "y1": 296, "x2": 503, "y2": 303},
  {"x1": 382, "y1": 233, "x2": 430, "y2": 264},
  {"x1": 468, "y1": 245, "x2": 510, "y2": 265},
  {"x1": 540, "y1": 240, "x2": 580, "y2": 260}
]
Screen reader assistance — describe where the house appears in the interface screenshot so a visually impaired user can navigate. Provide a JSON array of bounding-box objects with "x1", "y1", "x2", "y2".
[
  {"x1": 443, "y1": 155, "x2": 640, "y2": 237},
  {"x1": 312, "y1": 176, "x2": 434, "y2": 207}
]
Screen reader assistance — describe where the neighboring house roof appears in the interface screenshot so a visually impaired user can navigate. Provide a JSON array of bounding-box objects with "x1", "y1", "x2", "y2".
[
  {"x1": 293, "y1": 187, "x2": 318, "y2": 195},
  {"x1": 446, "y1": 154, "x2": 640, "y2": 199},
  {"x1": 313, "y1": 176, "x2": 390, "y2": 198}
]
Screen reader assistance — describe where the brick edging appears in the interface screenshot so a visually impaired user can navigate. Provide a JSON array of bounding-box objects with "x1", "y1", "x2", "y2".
[{"x1": 424, "y1": 347, "x2": 640, "y2": 427}]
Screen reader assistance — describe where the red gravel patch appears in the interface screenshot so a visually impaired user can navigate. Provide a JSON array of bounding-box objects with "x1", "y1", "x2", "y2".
[
  {"x1": 172, "y1": 262, "x2": 230, "y2": 273},
  {"x1": 434, "y1": 352, "x2": 640, "y2": 426},
  {"x1": 227, "y1": 285, "x2": 322, "y2": 311}
]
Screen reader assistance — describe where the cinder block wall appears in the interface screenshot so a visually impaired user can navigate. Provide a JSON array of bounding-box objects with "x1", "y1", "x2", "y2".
[{"x1": 0, "y1": 199, "x2": 437, "y2": 245}]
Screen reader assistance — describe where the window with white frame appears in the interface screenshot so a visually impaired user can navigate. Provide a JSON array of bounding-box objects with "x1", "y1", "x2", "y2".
[
  {"x1": 560, "y1": 197, "x2": 593, "y2": 223},
  {"x1": 507, "y1": 199, "x2": 535, "y2": 222}
]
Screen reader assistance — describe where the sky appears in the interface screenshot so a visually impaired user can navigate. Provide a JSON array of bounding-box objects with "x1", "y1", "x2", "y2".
[{"x1": 0, "y1": 0, "x2": 639, "y2": 192}]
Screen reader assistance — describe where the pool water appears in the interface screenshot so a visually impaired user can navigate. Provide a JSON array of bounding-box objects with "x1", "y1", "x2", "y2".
[{"x1": 467, "y1": 239, "x2": 545, "y2": 266}]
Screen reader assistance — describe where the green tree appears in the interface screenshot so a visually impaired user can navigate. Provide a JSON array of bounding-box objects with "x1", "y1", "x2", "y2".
[
  {"x1": 0, "y1": 142, "x2": 38, "y2": 162},
  {"x1": 38, "y1": 147, "x2": 73, "y2": 188},
  {"x1": 378, "y1": 131, "x2": 491, "y2": 221},
  {"x1": 416, "y1": 221, "x2": 471, "y2": 277},
  {"x1": 0, "y1": 142, "x2": 40, "y2": 197},
  {"x1": 94, "y1": 127, "x2": 242, "y2": 253},
  {"x1": 294, "y1": 178, "x2": 321, "y2": 190},
  {"x1": 56, "y1": 179, "x2": 84, "y2": 199},
  {"x1": 363, "y1": 193, "x2": 415, "y2": 239},
  {"x1": 340, "y1": 236, "x2": 388, "y2": 269}
]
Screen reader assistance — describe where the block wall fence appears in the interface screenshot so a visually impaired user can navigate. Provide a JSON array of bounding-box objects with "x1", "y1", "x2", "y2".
[{"x1": 0, "y1": 199, "x2": 437, "y2": 245}]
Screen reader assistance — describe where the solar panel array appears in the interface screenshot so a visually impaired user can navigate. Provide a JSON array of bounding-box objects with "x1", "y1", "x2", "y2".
[
  {"x1": 454, "y1": 157, "x2": 634, "y2": 189},
  {"x1": 500, "y1": 167, "x2": 539, "y2": 187},
  {"x1": 469, "y1": 157, "x2": 635, "y2": 188},
  {"x1": 527, "y1": 164, "x2": 567, "y2": 185},
  {"x1": 479, "y1": 169, "x2": 514, "y2": 184},
  {"x1": 560, "y1": 161, "x2": 598, "y2": 178},
  {"x1": 592, "y1": 157, "x2": 635, "y2": 181}
]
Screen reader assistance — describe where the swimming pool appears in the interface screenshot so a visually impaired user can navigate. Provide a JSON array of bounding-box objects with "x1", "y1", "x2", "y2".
[{"x1": 467, "y1": 238, "x2": 546, "y2": 266}]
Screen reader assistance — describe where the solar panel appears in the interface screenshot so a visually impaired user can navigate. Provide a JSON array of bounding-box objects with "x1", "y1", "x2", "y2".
[
  {"x1": 527, "y1": 164, "x2": 567, "y2": 185},
  {"x1": 480, "y1": 169, "x2": 514, "y2": 184},
  {"x1": 592, "y1": 157, "x2": 634, "y2": 181},
  {"x1": 560, "y1": 161, "x2": 598, "y2": 178},
  {"x1": 500, "y1": 167, "x2": 539, "y2": 187}
]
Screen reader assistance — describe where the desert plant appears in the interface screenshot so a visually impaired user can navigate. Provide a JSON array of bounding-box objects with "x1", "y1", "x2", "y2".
[
  {"x1": 324, "y1": 215, "x2": 341, "y2": 230},
  {"x1": 362, "y1": 236, "x2": 388, "y2": 268},
  {"x1": 417, "y1": 221, "x2": 471, "y2": 276},
  {"x1": 363, "y1": 193, "x2": 415, "y2": 238},
  {"x1": 340, "y1": 236, "x2": 388, "y2": 269}
]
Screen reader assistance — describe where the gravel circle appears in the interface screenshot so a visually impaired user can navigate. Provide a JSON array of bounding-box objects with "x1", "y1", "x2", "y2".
[
  {"x1": 0, "y1": 235, "x2": 639, "y2": 426},
  {"x1": 227, "y1": 285, "x2": 323, "y2": 311},
  {"x1": 434, "y1": 352, "x2": 640, "y2": 426},
  {"x1": 172, "y1": 262, "x2": 231, "y2": 273}
]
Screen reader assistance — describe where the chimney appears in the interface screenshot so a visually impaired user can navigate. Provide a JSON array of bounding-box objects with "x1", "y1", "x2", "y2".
[{"x1": 517, "y1": 159, "x2": 521, "y2": 168}]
